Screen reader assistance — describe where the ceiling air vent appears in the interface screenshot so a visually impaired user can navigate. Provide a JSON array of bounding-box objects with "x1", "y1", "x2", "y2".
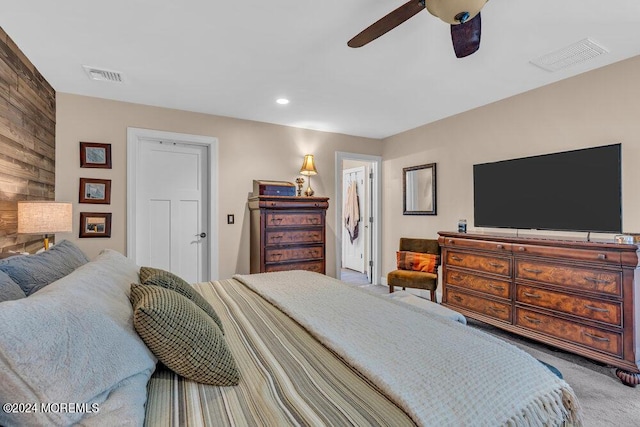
[
  {"x1": 530, "y1": 38, "x2": 608, "y2": 72},
  {"x1": 83, "y1": 65, "x2": 124, "y2": 83}
]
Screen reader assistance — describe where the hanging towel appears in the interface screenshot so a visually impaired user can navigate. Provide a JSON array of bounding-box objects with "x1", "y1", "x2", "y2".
[{"x1": 344, "y1": 180, "x2": 360, "y2": 243}]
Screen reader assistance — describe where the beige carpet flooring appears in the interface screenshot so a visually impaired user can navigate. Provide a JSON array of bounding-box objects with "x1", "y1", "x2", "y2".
[{"x1": 350, "y1": 283, "x2": 640, "y2": 426}]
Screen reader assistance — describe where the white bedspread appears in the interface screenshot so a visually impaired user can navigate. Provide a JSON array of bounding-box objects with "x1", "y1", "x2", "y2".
[{"x1": 234, "y1": 270, "x2": 582, "y2": 427}]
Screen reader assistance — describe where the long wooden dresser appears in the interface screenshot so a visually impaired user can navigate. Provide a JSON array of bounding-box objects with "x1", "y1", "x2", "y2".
[
  {"x1": 249, "y1": 196, "x2": 329, "y2": 274},
  {"x1": 438, "y1": 231, "x2": 640, "y2": 386}
]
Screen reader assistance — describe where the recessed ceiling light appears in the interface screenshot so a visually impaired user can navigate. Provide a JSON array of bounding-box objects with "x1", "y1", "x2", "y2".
[{"x1": 276, "y1": 98, "x2": 290, "y2": 105}]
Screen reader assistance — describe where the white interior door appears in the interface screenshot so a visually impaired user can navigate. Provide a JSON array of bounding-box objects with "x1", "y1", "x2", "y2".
[
  {"x1": 342, "y1": 166, "x2": 366, "y2": 273},
  {"x1": 136, "y1": 140, "x2": 208, "y2": 283}
]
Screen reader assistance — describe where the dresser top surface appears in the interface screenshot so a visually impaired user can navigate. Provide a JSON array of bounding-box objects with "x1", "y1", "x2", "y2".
[{"x1": 438, "y1": 231, "x2": 639, "y2": 252}]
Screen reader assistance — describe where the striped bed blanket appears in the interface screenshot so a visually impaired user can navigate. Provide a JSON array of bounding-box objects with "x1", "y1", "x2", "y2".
[
  {"x1": 144, "y1": 277, "x2": 414, "y2": 426},
  {"x1": 145, "y1": 271, "x2": 582, "y2": 426}
]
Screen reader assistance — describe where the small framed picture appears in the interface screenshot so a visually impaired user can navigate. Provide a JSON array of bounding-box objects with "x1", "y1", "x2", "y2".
[
  {"x1": 79, "y1": 212, "x2": 112, "y2": 238},
  {"x1": 79, "y1": 178, "x2": 111, "y2": 204},
  {"x1": 80, "y1": 142, "x2": 112, "y2": 169}
]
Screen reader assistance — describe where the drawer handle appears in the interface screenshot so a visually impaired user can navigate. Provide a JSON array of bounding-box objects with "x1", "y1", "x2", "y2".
[
  {"x1": 451, "y1": 256, "x2": 464, "y2": 261},
  {"x1": 518, "y1": 246, "x2": 526, "y2": 251},
  {"x1": 597, "y1": 254, "x2": 606, "y2": 260},
  {"x1": 452, "y1": 295, "x2": 463, "y2": 302},
  {"x1": 270, "y1": 252, "x2": 283, "y2": 259},
  {"x1": 585, "y1": 277, "x2": 611, "y2": 285},
  {"x1": 585, "y1": 305, "x2": 609, "y2": 313},
  {"x1": 496, "y1": 244, "x2": 503, "y2": 249},
  {"x1": 271, "y1": 217, "x2": 283, "y2": 224},
  {"x1": 451, "y1": 274, "x2": 463, "y2": 281},
  {"x1": 309, "y1": 218, "x2": 320, "y2": 224},
  {"x1": 448, "y1": 239, "x2": 454, "y2": 244},
  {"x1": 523, "y1": 315, "x2": 541, "y2": 324},
  {"x1": 583, "y1": 332, "x2": 610, "y2": 343},
  {"x1": 488, "y1": 306, "x2": 506, "y2": 314},
  {"x1": 523, "y1": 291, "x2": 541, "y2": 299},
  {"x1": 488, "y1": 262, "x2": 503, "y2": 268},
  {"x1": 523, "y1": 268, "x2": 543, "y2": 274},
  {"x1": 272, "y1": 234, "x2": 284, "y2": 240},
  {"x1": 487, "y1": 283, "x2": 504, "y2": 291}
]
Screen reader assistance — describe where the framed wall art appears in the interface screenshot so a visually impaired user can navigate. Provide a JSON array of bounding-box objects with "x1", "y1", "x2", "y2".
[
  {"x1": 79, "y1": 212, "x2": 112, "y2": 238},
  {"x1": 403, "y1": 163, "x2": 437, "y2": 215},
  {"x1": 79, "y1": 178, "x2": 111, "y2": 204},
  {"x1": 80, "y1": 142, "x2": 112, "y2": 169}
]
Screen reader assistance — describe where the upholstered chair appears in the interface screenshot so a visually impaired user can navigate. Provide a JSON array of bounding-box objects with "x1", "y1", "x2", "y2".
[{"x1": 387, "y1": 238, "x2": 441, "y2": 303}]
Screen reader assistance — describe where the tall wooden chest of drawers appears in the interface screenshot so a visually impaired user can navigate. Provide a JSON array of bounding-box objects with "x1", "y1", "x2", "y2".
[
  {"x1": 249, "y1": 196, "x2": 329, "y2": 274},
  {"x1": 438, "y1": 231, "x2": 640, "y2": 386}
]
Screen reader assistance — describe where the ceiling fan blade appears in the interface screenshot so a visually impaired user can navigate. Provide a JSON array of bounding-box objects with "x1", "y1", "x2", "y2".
[
  {"x1": 450, "y1": 12, "x2": 481, "y2": 58},
  {"x1": 348, "y1": 0, "x2": 426, "y2": 48}
]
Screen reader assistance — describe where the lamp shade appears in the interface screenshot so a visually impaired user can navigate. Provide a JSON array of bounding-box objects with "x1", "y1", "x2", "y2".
[
  {"x1": 299, "y1": 154, "x2": 317, "y2": 176},
  {"x1": 18, "y1": 201, "x2": 73, "y2": 234}
]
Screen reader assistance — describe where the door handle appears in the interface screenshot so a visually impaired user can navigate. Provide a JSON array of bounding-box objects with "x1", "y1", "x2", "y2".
[{"x1": 198, "y1": 232, "x2": 207, "y2": 238}]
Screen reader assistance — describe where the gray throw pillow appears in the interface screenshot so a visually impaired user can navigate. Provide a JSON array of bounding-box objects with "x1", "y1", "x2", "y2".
[
  {"x1": 129, "y1": 284, "x2": 239, "y2": 386},
  {"x1": 0, "y1": 240, "x2": 90, "y2": 295},
  {"x1": 0, "y1": 270, "x2": 26, "y2": 302},
  {"x1": 139, "y1": 267, "x2": 224, "y2": 333}
]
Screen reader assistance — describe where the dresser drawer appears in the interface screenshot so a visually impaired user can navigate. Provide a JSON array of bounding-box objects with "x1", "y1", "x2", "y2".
[
  {"x1": 513, "y1": 243, "x2": 621, "y2": 265},
  {"x1": 446, "y1": 251, "x2": 511, "y2": 276},
  {"x1": 265, "y1": 260, "x2": 324, "y2": 274},
  {"x1": 445, "y1": 270, "x2": 511, "y2": 299},
  {"x1": 441, "y1": 237, "x2": 512, "y2": 253},
  {"x1": 446, "y1": 289, "x2": 511, "y2": 322},
  {"x1": 515, "y1": 308, "x2": 622, "y2": 357},
  {"x1": 266, "y1": 229, "x2": 324, "y2": 245},
  {"x1": 265, "y1": 212, "x2": 324, "y2": 228},
  {"x1": 516, "y1": 260, "x2": 621, "y2": 297},
  {"x1": 516, "y1": 285, "x2": 621, "y2": 326},
  {"x1": 265, "y1": 245, "x2": 323, "y2": 262}
]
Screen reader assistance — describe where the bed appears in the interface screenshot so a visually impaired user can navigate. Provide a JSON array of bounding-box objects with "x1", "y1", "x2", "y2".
[
  {"x1": 146, "y1": 271, "x2": 582, "y2": 426},
  {"x1": 0, "y1": 246, "x2": 582, "y2": 426}
]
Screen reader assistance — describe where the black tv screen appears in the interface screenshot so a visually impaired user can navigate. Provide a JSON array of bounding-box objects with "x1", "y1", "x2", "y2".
[{"x1": 473, "y1": 144, "x2": 622, "y2": 233}]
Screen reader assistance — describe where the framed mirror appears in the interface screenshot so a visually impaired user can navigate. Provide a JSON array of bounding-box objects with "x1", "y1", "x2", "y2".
[{"x1": 403, "y1": 163, "x2": 437, "y2": 215}]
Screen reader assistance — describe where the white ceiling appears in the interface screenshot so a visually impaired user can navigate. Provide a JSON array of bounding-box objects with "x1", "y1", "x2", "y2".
[{"x1": 2, "y1": 0, "x2": 640, "y2": 139}]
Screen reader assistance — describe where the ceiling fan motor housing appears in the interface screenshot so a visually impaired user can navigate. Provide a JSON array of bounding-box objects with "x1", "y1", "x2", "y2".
[{"x1": 426, "y1": 0, "x2": 487, "y2": 24}]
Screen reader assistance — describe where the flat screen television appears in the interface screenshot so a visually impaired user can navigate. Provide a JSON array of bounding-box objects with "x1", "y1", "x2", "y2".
[{"x1": 473, "y1": 144, "x2": 622, "y2": 233}]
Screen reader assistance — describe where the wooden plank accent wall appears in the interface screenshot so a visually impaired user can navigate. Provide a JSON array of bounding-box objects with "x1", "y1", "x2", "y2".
[{"x1": 0, "y1": 27, "x2": 56, "y2": 253}]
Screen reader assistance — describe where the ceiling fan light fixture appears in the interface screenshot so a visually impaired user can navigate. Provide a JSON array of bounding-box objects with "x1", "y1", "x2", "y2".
[{"x1": 426, "y1": 0, "x2": 487, "y2": 25}]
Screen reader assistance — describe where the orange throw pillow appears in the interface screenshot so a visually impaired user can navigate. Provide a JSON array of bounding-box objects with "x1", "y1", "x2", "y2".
[{"x1": 396, "y1": 251, "x2": 439, "y2": 273}]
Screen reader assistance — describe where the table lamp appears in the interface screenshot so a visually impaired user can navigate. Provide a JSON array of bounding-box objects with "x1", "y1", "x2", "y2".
[
  {"x1": 18, "y1": 201, "x2": 73, "y2": 250},
  {"x1": 299, "y1": 154, "x2": 318, "y2": 197}
]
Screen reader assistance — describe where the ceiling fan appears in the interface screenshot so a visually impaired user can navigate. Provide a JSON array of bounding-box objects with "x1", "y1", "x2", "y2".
[{"x1": 348, "y1": 0, "x2": 488, "y2": 58}]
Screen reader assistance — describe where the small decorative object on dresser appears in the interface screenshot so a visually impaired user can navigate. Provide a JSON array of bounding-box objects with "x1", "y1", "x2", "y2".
[
  {"x1": 438, "y1": 231, "x2": 640, "y2": 387},
  {"x1": 295, "y1": 177, "x2": 305, "y2": 197},
  {"x1": 249, "y1": 194, "x2": 329, "y2": 274},
  {"x1": 252, "y1": 180, "x2": 296, "y2": 197}
]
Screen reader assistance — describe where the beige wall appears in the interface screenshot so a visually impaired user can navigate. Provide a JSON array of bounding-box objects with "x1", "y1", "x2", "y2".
[
  {"x1": 55, "y1": 55, "x2": 640, "y2": 283},
  {"x1": 381, "y1": 55, "x2": 640, "y2": 280},
  {"x1": 55, "y1": 93, "x2": 382, "y2": 279}
]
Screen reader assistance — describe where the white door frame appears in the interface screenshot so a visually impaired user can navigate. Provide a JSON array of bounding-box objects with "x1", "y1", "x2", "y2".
[
  {"x1": 127, "y1": 127, "x2": 219, "y2": 280},
  {"x1": 335, "y1": 152, "x2": 382, "y2": 284}
]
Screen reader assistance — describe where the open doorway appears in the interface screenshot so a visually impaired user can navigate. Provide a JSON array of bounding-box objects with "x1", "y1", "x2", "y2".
[{"x1": 335, "y1": 152, "x2": 381, "y2": 285}]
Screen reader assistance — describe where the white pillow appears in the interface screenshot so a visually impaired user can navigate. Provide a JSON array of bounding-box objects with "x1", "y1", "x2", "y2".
[{"x1": 0, "y1": 249, "x2": 156, "y2": 426}]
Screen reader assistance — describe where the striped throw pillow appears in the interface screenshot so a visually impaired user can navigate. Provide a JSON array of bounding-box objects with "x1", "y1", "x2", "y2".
[{"x1": 396, "y1": 251, "x2": 439, "y2": 273}]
